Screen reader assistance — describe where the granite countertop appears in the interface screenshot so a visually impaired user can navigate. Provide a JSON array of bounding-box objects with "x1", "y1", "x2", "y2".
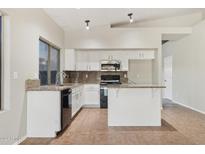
[
  {"x1": 26, "y1": 83, "x2": 83, "y2": 91},
  {"x1": 107, "y1": 83, "x2": 166, "y2": 88}
]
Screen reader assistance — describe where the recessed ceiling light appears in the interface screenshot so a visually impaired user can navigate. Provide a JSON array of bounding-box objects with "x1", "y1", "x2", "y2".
[
  {"x1": 85, "y1": 20, "x2": 90, "y2": 30},
  {"x1": 128, "y1": 13, "x2": 134, "y2": 23}
]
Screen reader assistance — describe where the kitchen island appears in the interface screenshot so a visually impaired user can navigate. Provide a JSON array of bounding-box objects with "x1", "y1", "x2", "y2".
[{"x1": 107, "y1": 84, "x2": 165, "y2": 126}]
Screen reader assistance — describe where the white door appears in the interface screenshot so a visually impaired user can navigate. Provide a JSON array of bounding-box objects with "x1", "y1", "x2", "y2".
[{"x1": 163, "y1": 56, "x2": 172, "y2": 100}]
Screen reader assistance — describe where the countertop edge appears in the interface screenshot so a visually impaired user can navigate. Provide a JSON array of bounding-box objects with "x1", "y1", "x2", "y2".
[
  {"x1": 26, "y1": 83, "x2": 84, "y2": 91},
  {"x1": 107, "y1": 86, "x2": 166, "y2": 88},
  {"x1": 107, "y1": 85, "x2": 166, "y2": 88},
  {"x1": 26, "y1": 83, "x2": 166, "y2": 91}
]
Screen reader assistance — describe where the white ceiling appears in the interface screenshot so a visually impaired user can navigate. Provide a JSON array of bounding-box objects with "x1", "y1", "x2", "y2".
[{"x1": 44, "y1": 8, "x2": 204, "y2": 31}]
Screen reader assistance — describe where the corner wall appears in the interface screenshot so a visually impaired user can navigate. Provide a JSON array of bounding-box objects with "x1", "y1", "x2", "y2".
[
  {"x1": 163, "y1": 19, "x2": 205, "y2": 113},
  {"x1": 0, "y1": 9, "x2": 64, "y2": 144}
]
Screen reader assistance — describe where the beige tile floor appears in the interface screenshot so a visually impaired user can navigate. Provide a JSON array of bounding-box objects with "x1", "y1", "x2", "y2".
[{"x1": 21, "y1": 101, "x2": 205, "y2": 145}]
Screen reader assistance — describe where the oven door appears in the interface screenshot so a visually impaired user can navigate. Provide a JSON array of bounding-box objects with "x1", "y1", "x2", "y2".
[{"x1": 61, "y1": 89, "x2": 72, "y2": 130}]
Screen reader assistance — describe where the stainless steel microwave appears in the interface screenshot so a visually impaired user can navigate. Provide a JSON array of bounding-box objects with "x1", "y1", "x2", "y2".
[{"x1": 100, "y1": 60, "x2": 121, "y2": 71}]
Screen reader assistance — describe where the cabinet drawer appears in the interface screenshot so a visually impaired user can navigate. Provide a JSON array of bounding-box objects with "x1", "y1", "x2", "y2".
[{"x1": 84, "y1": 84, "x2": 100, "y2": 91}]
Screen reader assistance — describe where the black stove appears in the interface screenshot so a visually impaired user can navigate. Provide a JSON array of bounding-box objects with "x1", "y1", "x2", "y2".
[{"x1": 100, "y1": 75, "x2": 121, "y2": 108}]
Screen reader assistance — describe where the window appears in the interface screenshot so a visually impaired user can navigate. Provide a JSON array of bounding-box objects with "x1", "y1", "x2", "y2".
[{"x1": 39, "y1": 39, "x2": 60, "y2": 85}]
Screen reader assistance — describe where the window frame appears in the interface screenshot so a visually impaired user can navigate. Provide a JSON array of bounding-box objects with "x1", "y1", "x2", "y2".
[{"x1": 39, "y1": 38, "x2": 60, "y2": 85}]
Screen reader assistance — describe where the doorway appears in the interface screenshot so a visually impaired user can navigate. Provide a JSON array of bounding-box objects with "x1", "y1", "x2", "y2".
[{"x1": 163, "y1": 56, "x2": 172, "y2": 101}]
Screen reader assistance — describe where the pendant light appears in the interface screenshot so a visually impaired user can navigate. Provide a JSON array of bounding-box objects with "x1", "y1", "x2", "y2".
[
  {"x1": 85, "y1": 20, "x2": 90, "y2": 30},
  {"x1": 128, "y1": 13, "x2": 133, "y2": 23}
]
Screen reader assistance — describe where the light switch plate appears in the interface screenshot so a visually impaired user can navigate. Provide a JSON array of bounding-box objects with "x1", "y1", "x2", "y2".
[
  {"x1": 13, "y1": 72, "x2": 18, "y2": 79},
  {"x1": 33, "y1": 73, "x2": 38, "y2": 79}
]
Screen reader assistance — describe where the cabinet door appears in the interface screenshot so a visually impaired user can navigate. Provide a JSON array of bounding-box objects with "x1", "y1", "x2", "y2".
[
  {"x1": 128, "y1": 50, "x2": 155, "y2": 60},
  {"x1": 88, "y1": 62, "x2": 100, "y2": 71},
  {"x1": 64, "y1": 49, "x2": 76, "y2": 70},
  {"x1": 72, "y1": 86, "x2": 84, "y2": 117},
  {"x1": 76, "y1": 88, "x2": 83, "y2": 112},
  {"x1": 76, "y1": 92, "x2": 80, "y2": 112},
  {"x1": 121, "y1": 60, "x2": 128, "y2": 71},
  {"x1": 117, "y1": 51, "x2": 128, "y2": 71},
  {"x1": 76, "y1": 51, "x2": 89, "y2": 71},
  {"x1": 72, "y1": 93, "x2": 78, "y2": 117},
  {"x1": 143, "y1": 50, "x2": 155, "y2": 59},
  {"x1": 84, "y1": 84, "x2": 100, "y2": 105},
  {"x1": 80, "y1": 86, "x2": 84, "y2": 107},
  {"x1": 87, "y1": 52, "x2": 100, "y2": 71}
]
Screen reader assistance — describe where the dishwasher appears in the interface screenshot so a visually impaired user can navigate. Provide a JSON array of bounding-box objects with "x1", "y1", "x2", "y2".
[{"x1": 61, "y1": 88, "x2": 72, "y2": 130}]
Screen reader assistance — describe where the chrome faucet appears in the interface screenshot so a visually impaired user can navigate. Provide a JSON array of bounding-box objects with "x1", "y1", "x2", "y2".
[{"x1": 56, "y1": 72, "x2": 67, "y2": 86}]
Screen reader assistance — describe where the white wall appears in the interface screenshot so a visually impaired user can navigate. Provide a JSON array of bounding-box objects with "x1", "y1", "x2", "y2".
[
  {"x1": 128, "y1": 60, "x2": 153, "y2": 84},
  {"x1": 0, "y1": 9, "x2": 64, "y2": 144},
  {"x1": 65, "y1": 27, "x2": 161, "y2": 49},
  {"x1": 162, "y1": 19, "x2": 205, "y2": 113}
]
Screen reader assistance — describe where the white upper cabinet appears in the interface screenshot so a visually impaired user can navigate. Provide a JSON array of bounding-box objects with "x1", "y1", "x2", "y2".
[
  {"x1": 128, "y1": 50, "x2": 155, "y2": 59},
  {"x1": 88, "y1": 52, "x2": 100, "y2": 71},
  {"x1": 64, "y1": 49, "x2": 155, "y2": 71},
  {"x1": 76, "y1": 51, "x2": 100, "y2": 71},
  {"x1": 64, "y1": 49, "x2": 76, "y2": 70},
  {"x1": 76, "y1": 51, "x2": 89, "y2": 71}
]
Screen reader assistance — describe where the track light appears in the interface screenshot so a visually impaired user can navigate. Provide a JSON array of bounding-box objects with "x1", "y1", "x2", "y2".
[
  {"x1": 85, "y1": 20, "x2": 90, "y2": 30},
  {"x1": 128, "y1": 13, "x2": 133, "y2": 23}
]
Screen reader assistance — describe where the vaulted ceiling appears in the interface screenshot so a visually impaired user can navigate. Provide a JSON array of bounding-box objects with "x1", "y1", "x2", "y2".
[{"x1": 44, "y1": 8, "x2": 205, "y2": 31}]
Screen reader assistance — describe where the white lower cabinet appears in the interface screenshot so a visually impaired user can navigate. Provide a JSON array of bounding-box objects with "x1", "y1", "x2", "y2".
[
  {"x1": 72, "y1": 84, "x2": 100, "y2": 116},
  {"x1": 27, "y1": 91, "x2": 61, "y2": 137},
  {"x1": 83, "y1": 84, "x2": 100, "y2": 107},
  {"x1": 72, "y1": 85, "x2": 84, "y2": 117}
]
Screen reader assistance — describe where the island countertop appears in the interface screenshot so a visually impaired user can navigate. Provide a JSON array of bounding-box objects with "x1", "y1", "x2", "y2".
[{"x1": 107, "y1": 83, "x2": 166, "y2": 88}]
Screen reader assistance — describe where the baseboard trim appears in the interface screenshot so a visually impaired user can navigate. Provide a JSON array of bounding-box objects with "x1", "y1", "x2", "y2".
[
  {"x1": 173, "y1": 100, "x2": 205, "y2": 115},
  {"x1": 13, "y1": 135, "x2": 27, "y2": 145}
]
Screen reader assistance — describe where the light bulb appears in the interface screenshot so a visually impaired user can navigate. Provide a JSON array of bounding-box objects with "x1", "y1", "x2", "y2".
[
  {"x1": 128, "y1": 13, "x2": 134, "y2": 23},
  {"x1": 86, "y1": 25, "x2": 90, "y2": 30}
]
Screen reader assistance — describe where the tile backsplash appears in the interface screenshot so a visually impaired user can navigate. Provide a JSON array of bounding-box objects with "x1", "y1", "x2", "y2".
[
  {"x1": 25, "y1": 79, "x2": 40, "y2": 89},
  {"x1": 64, "y1": 71, "x2": 128, "y2": 84}
]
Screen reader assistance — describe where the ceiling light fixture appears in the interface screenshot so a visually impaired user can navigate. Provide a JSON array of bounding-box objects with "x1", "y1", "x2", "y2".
[
  {"x1": 128, "y1": 13, "x2": 133, "y2": 23},
  {"x1": 85, "y1": 20, "x2": 90, "y2": 30}
]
